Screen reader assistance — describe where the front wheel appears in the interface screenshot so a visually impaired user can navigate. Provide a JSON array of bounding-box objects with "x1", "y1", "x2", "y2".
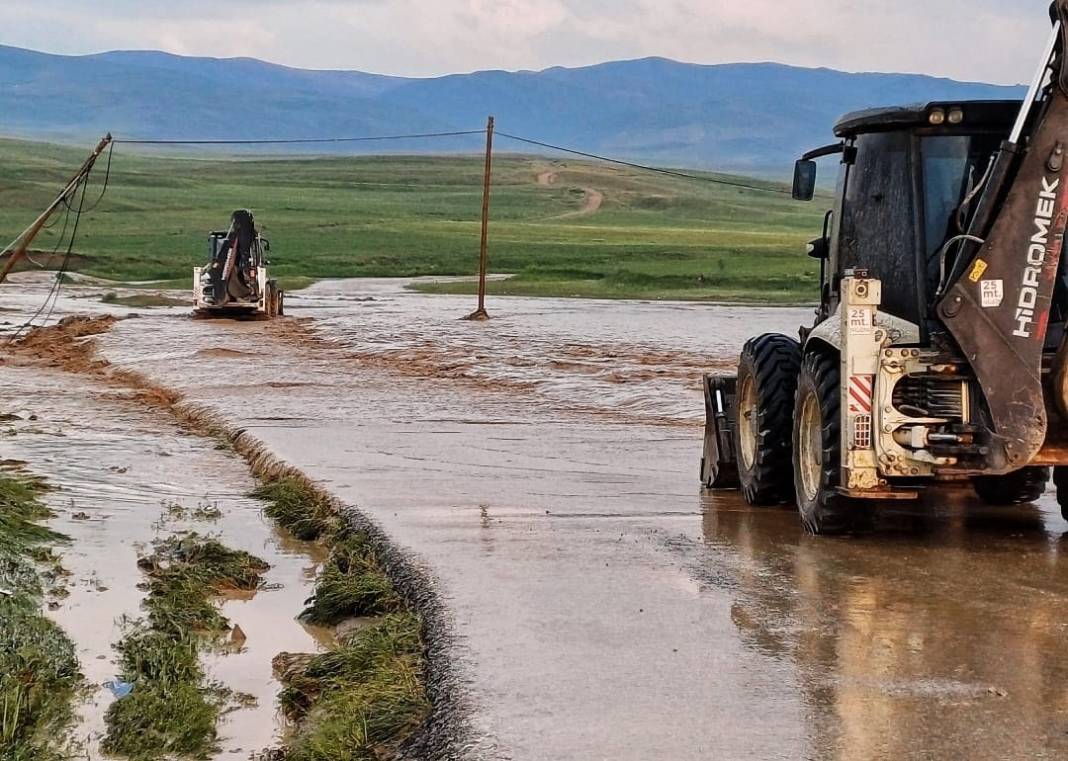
[
  {"x1": 793, "y1": 350, "x2": 857, "y2": 535},
  {"x1": 733, "y1": 334, "x2": 801, "y2": 506}
]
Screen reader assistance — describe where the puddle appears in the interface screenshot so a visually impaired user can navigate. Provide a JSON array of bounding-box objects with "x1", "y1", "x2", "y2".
[{"x1": 0, "y1": 362, "x2": 327, "y2": 759}]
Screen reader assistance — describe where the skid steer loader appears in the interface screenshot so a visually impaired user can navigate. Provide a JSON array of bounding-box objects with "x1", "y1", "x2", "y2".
[
  {"x1": 702, "y1": 1, "x2": 1068, "y2": 534},
  {"x1": 193, "y1": 209, "x2": 283, "y2": 319}
]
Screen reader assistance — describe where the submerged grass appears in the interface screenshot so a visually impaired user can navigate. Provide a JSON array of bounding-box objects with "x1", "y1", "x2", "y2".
[
  {"x1": 103, "y1": 531, "x2": 269, "y2": 760},
  {"x1": 252, "y1": 477, "x2": 429, "y2": 759},
  {"x1": 0, "y1": 472, "x2": 81, "y2": 761}
]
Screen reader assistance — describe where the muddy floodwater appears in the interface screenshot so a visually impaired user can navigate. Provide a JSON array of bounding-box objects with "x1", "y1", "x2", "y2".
[
  {"x1": 0, "y1": 338, "x2": 328, "y2": 757},
  {"x1": 5, "y1": 274, "x2": 1068, "y2": 759}
]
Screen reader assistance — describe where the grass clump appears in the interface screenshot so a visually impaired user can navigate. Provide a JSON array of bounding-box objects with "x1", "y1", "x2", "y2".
[
  {"x1": 102, "y1": 626, "x2": 217, "y2": 761},
  {"x1": 0, "y1": 472, "x2": 81, "y2": 761},
  {"x1": 102, "y1": 680, "x2": 219, "y2": 761},
  {"x1": 301, "y1": 532, "x2": 400, "y2": 625},
  {"x1": 251, "y1": 480, "x2": 400, "y2": 623},
  {"x1": 138, "y1": 533, "x2": 269, "y2": 635},
  {"x1": 280, "y1": 614, "x2": 429, "y2": 760},
  {"x1": 103, "y1": 532, "x2": 270, "y2": 760},
  {"x1": 252, "y1": 478, "x2": 340, "y2": 541}
]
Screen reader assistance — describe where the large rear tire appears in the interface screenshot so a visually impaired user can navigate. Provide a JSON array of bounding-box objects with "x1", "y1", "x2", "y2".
[
  {"x1": 265, "y1": 283, "x2": 279, "y2": 319},
  {"x1": 972, "y1": 468, "x2": 1049, "y2": 506},
  {"x1": 733, "y1": 334, "x2": 801, "y2": 506},
  {"x1": 1053, "y1": 467, "x2": 1068, "y2": 521},
  {"x1": 793, "y1": 350, "x2": 856, "y2": 535}
]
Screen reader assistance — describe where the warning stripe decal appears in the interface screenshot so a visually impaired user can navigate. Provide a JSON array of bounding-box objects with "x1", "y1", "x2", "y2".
[{"x1": 848, "y1": 375, "x2": 873, "y2": 414}]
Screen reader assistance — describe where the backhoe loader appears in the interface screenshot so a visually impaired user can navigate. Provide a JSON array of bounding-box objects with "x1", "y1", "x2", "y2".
[
  {"x1": 702, "y1": 1, "x2": 1068, "y2": 533},
  {"x1": 193, "y1": 210, "x2": 283, "y2": 319}
]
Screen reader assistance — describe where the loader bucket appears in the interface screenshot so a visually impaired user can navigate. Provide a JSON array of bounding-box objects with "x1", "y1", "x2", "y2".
[{"x1": 701, "y1": 375, "x2": 740, "y2": 489}]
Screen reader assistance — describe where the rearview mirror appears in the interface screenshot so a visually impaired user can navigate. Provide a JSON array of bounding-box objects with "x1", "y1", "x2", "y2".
[
  {"x1": 807, "y1": 236, "x2": 829, "y2": 260},
  {"x1": 792, "y1": 160, "x2": 817, "y2": 201}
]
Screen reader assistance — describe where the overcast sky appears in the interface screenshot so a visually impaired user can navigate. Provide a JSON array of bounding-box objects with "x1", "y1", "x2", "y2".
[{"x1": 0, "y1": 0, "x2": 1052, "y2": 84}]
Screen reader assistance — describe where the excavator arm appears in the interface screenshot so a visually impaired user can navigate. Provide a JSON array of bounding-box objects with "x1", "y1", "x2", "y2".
[{"x1": 937, "y1": 1, "x2": 1068, "y2": 473}]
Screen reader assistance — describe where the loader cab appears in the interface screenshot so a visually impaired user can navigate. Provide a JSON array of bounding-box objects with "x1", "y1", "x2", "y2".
[{"x1": 795, "y1": 100, "x2": 1021, "y2": 335}]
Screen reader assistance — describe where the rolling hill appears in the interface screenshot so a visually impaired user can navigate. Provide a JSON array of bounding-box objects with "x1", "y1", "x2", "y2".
[{"x1": 0, "y1": 44, "x2": 1024, "y2": 171}]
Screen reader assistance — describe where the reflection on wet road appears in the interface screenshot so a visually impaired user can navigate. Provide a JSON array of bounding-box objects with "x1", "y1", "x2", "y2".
[
  {"x1": 697, "y1": 491, "x2": 1068, "y2": 759},
  {"x1": 7, "y1": 274, "x2": 1068, "y2": 759}
]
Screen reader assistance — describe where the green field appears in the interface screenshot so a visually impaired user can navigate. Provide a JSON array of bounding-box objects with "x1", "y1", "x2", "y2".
[{"x1": 0, "y1": 138, "x2": 827, "y2": 302}]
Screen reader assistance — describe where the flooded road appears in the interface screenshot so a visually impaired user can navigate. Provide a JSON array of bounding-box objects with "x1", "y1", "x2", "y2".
[{"x1": 6, "y1": 274, "x2": 1068, "y2": 759}]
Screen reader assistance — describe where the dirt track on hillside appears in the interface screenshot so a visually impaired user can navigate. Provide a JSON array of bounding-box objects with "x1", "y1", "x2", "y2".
[{"x1": 535, "y1": 168, "x2": 604, "y2": 218}]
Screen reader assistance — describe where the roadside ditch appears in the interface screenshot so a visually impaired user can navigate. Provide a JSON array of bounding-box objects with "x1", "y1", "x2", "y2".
[{"x1": 2, "y1": 314, "x2": 470, "y2": 760}]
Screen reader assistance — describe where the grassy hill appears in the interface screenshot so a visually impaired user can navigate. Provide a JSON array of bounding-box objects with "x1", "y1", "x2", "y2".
[{"x1": 0, "y1": 138, "x2": 827, "y2": 303}]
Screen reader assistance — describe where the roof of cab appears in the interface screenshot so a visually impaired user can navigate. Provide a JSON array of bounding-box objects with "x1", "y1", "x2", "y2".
[{"x1": 833, "y1": 100, "x2": 1023, "y2": 138}]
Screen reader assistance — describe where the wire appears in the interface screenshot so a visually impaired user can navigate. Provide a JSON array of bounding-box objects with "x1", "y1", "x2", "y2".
[
  {"x1": 114, "y1": 125, "x2": 790, "y2": 194},
  {"x1": 5, "y1": 160, "x2": 98, "y2": 344},
  {"x1": 115, "y1": 129, "x2": 486, "y2": 146},
  {"x1": 935, "y1": 234, "x2": 986, "y2": 298},
  {"x1": 495, "y1": 131, "x2": 794, "y2": 195},
  {"x1": 79, "y1": 141, "x2": 115, "y2": 214}
]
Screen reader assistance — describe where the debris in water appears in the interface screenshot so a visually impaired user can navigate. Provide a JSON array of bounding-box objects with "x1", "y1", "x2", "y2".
[
  {"x1": 105, "y1": 680, "x2": 135, "y2": 699},
  {"x1": 230, "y1": 623, "x2": 247, "y2": 647}
]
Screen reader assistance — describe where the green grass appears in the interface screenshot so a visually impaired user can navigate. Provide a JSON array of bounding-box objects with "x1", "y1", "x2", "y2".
[
  {"x1": 301, "y1": 532, "x2": 401, "y2": 625},
  {"x1": 103, "y1": 532, "x2": 270, "y2": 760},
  {"x1": 0, "y1": 137, "x2": 827, "y2": 302},
  {"x1": 280, "y1": 614, "x2": 430, "y2": 761},
  {"x1": 0, "y1": 472, "x2": 81, "y2": 761},
  {"x1": 252, "y1": 478, "x2": 427, "y2": 759},
  {"x1": 252, "y1": 477, "x2": 340, "y2": 541}
]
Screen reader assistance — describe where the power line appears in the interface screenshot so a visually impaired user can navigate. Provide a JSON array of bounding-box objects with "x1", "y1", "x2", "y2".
[
  {"x1": 115, "y1": 129, "x2": 487, "y2": 146},
  {"x1": 114, "y1": 125, "x2": 794, "y2": 195},
  {"x1": 495, "y1": 131, "x2": 793, "y2": 195}
]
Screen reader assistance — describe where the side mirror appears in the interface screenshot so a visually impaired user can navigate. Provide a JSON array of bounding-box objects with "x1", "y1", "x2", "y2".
[
  {"x1": 807, "y1": 236, "x2": 829, "y2": 260},
  {"x1": 792, "y1": 159, "x2": 817, "y2": 201}
]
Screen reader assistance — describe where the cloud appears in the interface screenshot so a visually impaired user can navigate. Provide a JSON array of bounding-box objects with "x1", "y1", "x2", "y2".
[{"x1": 0, "y1": 0, "x2": 1052, "y2": 83}]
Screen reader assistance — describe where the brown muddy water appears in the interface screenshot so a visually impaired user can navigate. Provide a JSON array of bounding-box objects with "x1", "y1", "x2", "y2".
[
  {"x1": 0, "y1": 352, "x2": 329, "y2": 758},
  {"x1": 6, "y1": 272, "x2": 1068, "y2": 760}
]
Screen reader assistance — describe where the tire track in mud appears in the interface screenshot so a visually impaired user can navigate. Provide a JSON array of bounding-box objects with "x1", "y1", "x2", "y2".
[{"x1": 6, "y1": 315, "x2": 483, "y2": 761}]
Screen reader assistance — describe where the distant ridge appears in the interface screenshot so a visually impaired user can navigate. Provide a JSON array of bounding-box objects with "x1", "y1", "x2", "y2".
[{"x1": 0, "y1": 45, "x2": 1023, "y2": 170}]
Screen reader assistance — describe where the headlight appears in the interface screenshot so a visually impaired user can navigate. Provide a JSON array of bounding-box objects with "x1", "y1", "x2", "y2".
[{"x1": 929, "y1": 108, "x2": 946, "y2": 125}]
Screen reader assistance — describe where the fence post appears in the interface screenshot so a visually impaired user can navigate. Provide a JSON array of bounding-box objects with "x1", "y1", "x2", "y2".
[{"x1": 466, "y1": 115, "x2": 494, "y2": 320}]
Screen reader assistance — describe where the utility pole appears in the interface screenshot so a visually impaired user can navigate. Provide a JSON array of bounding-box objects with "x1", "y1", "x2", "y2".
[
  {"x1": 0, "y1": 134, "x2": 113, "y2": 286},
  {"x1": 466, "y1": 116, "x2": 494, "y2": 320}
]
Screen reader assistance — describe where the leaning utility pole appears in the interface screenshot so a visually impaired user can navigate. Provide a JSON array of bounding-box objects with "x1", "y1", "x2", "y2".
[
  {"x1": 466, "y1": 116, "x2": 494, "y2": 320},
  {"x1": 0, "y1": 133, "x2": 113, "y2": 286}
]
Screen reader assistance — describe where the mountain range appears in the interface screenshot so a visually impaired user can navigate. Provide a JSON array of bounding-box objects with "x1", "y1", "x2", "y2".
[{"x1": 0, "y1": 44, "x2": 1025, "y2": 171}]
